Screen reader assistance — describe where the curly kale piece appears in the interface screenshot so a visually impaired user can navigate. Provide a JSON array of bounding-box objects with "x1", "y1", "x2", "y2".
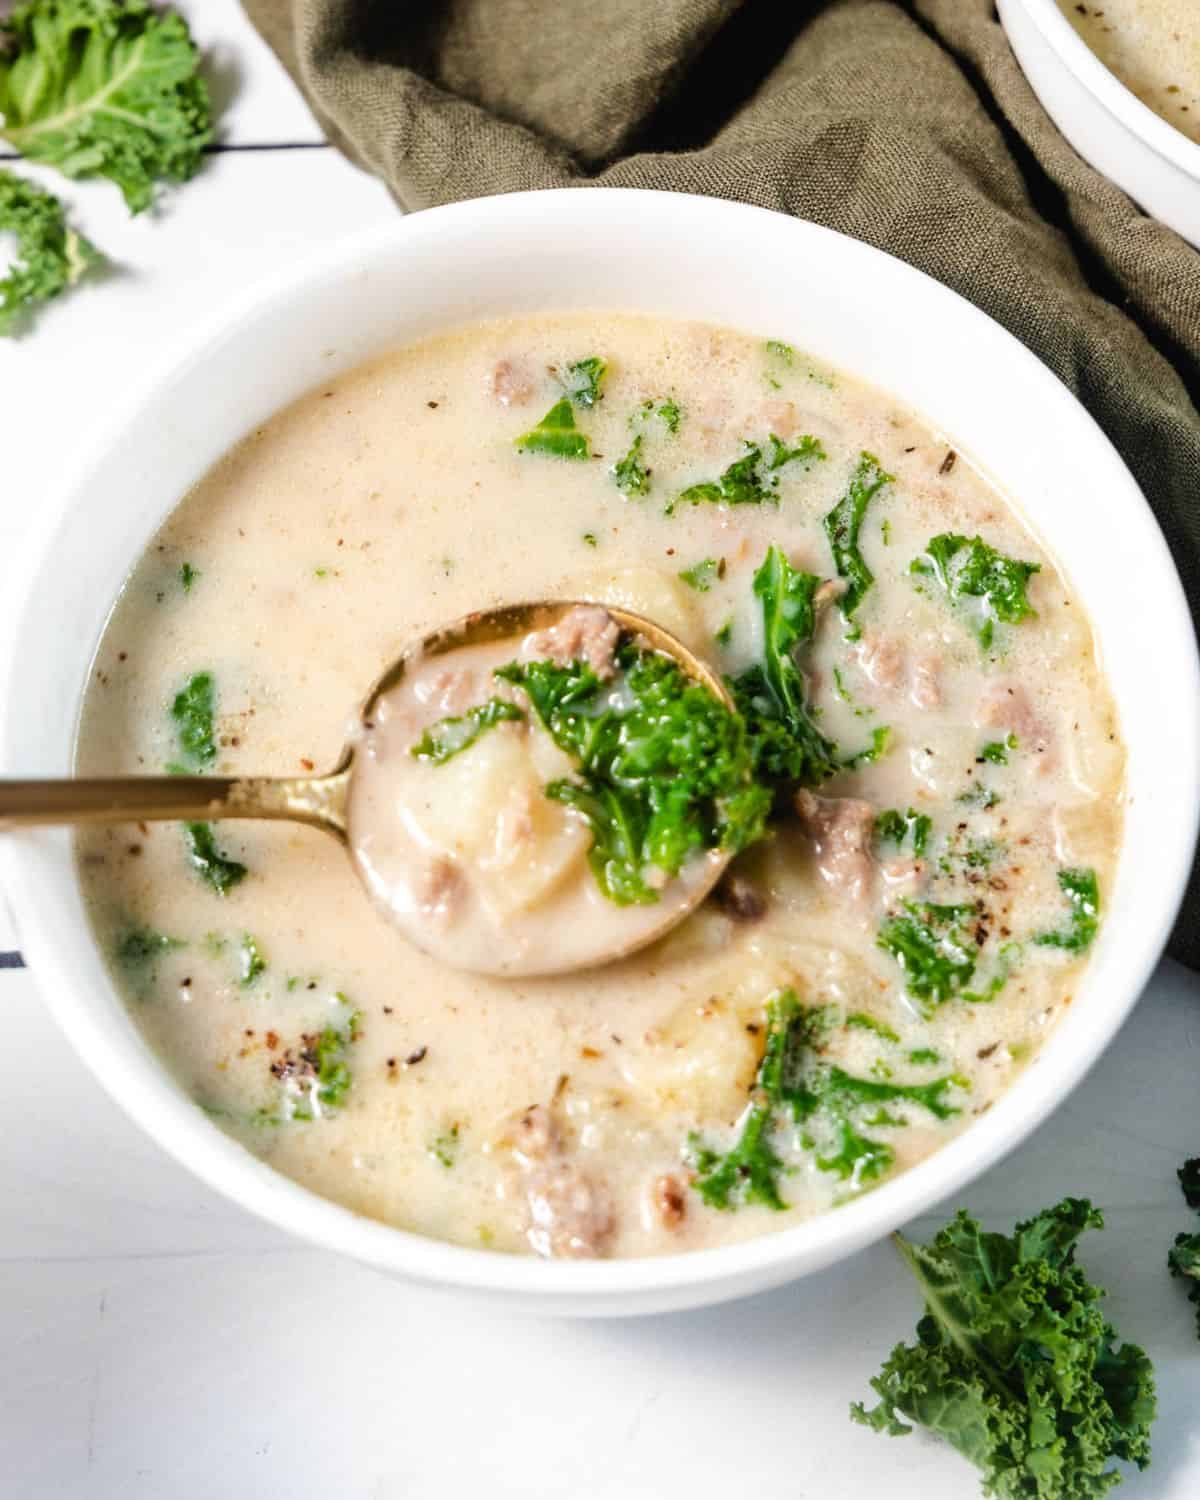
[
  {"x1": 1178, "y1": 1158, "x2": 1200, "y2": 1211},
  {"x1": 875, "y1": 807, "x2": 932, "y2": 858},
  {"x1": 1169, "y1": 1158, "x2": 1200, "y2": 1338},
  {"x1": 561, "y1": 355, "x2": 606, "y2": 407},
  {"x1": 611, "y1": 431, "x2": 650, "y2": 495},
  {"x1": 688, "y1": 990, "x2": 965, "y2": 1206},
  {"x1": 731, "y1": 545, "x2": 840, "y2": 787},
  {"x1": 0, "y1": 0, "x2": 212, "y2": 213},
  {"x1": 877, "y1": 901, "x2": 980, "y2": 1011},
  {"x1": 822, "y1": 451, "x2": 893, "y2": 618},
  {"x1": 852, "y1": 1198, "x2": 1156, "y2": 1499},
  {"x1": 1034, "y1": 868, "x2": 1100, "y2": 955},
  {"x1": 184, "y1": 822, "x2": 246, "y2": 896},
  {"x1": 515, "y1": 396, "x2": 590, "y2": 460},
  {"x1": 911, "y1": 533, "x2": 1040, "y2": 650},
  {"x1": 687, "y1": 989, "x2": 814, "y2": 1210},
  {"x1": 0, "y1": 167, "x2": 99, "y2": 333},
  {"x1": 1169, "y1": 1234, "x2": 1200, "y2": 1338},
  {"x1": 409, "y1": 697, "x2": 524, "y2": 765},
  {"x1": 671, "y1": 434, "x2": 823, "y2": 514},
  {"x1": 170, "y1": 670, "x2": 217, "y2": 768},
  {"x1": 496, "y1": 642, "x2": 769, "y2": 907}
]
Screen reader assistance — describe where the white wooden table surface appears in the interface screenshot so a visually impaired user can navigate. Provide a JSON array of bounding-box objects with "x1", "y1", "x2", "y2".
[{"x1": 1, "y1": 7, "x2": 1197, "y2": 1496}]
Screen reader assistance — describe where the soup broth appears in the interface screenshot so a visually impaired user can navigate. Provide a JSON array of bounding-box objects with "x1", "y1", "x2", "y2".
[{"x1": 76, "y1": 313, "x2": 1123, "y2": 1259}]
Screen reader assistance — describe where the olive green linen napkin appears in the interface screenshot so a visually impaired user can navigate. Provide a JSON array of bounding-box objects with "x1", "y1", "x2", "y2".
[{"x1": 242, "y1": 0, "x2": 1200, "y2": 965}]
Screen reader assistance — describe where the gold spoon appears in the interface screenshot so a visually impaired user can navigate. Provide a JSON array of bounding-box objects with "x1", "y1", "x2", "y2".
[{"x1": 0, "y1": 602, "x2": 737, "y2": 975}]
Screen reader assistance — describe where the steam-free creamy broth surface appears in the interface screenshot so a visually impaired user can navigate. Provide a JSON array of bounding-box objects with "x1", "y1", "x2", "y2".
[
  {"x1": 1057, "y1": 0, "x2": 1200, "y2": 144},
  {"x1": 76, "y1": 314, "x2": 1123, "y2": 1259}
]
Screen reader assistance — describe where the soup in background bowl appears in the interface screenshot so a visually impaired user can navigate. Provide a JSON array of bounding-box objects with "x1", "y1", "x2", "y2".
[
  {"x1": 1, "y1": 191, "x2": 1194, "y2": 1315},
  {"x1": 999, "y1": 0, "x2": 1200, "y2": 247}
]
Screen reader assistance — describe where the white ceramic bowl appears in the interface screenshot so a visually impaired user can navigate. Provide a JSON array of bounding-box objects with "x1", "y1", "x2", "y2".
[
  {"x1": 2, "y1": 190, "x2": 1196, "y2": 1316},
  {"x1": 999, "y1": 0, "x2": 1200, "y2": 247}
]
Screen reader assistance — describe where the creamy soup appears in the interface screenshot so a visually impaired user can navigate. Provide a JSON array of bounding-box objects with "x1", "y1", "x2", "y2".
[
  {"x1": 1058, "y1": 0, "x2": 1200, "y2": 144},
  {"x1": 76, "y1": 314, "x2": 1123, "y2": 1259}
]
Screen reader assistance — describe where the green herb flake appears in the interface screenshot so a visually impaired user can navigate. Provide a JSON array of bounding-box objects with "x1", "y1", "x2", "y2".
[
  {"x1": 286, "y1": 1009, "x2": 361, "y2": 1120},
  {"x1": 678, "y1": 556, "x2": 724, "y2": 593},
  {"x1": 980, "y1": 733, "x2": 1018, "y2": 764},
  {"x1": 1034, "y1": 867, "x2": 1100, "y2": 954},
  {"x1": 0, "y1": 167, "x2": 99, "y2": 335},
  {"x1": 515, "y1": 397, "x2": 590, "y2": 460},
  {"x1": 582, "y1": 531, "x2": 599, "y2": 548},
  {"x1": 907, "y1": 1047, "x2": 940, "y2": 1065},
  {"x1": 822, "y1": 451, "x2": 894, "y2": 618},
  {"x1": 409, "y1": 697, "x2": 524, "y2": 766},
  {"x1": 765, "y1": 339, "x2": 795, "y2": 366},
  {"x1": 179, "y1": 561, "x2": 199, "y2": 592},
  {"x1": 612, "y1": 432, "x2": 650, "y2": 495},
  {"x1": 714, "y1": 617, "x2": 733, "y2": 648},
  {"x1": 852, "y1": 1198, "x2": 1156, "y2": 1497},
  {"x1": 429, "y1": 1124, "x2": 460, "y2": 1169},
  {"x1": 183, "y1": 822, "x2": 247, "y2": 896},
  {"x1": 0, "y1": 0, "x2": 212, "y2": 214},
  {"x1": 237, "y1": 933, "x2": 266, "y2": 988},
  {"x1": 170, "y1": 671, "x2": 217, "y2": 768},
  {"x1": 911, "y1": 533, "x2": 1040, "y2": 650}
]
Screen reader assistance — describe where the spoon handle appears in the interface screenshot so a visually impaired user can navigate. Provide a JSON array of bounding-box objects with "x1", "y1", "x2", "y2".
[{"x1": 0, "y1": 768, "x2": 351, "y2": 840}]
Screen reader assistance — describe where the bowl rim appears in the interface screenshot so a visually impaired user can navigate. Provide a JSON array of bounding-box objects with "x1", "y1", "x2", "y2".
[
  {"x1": 2, "y1": 187, "x2": 1197, "y2": 1310},
  {"x1": 1009, "y1": 0, "x2": 1200, "y2": 177}
]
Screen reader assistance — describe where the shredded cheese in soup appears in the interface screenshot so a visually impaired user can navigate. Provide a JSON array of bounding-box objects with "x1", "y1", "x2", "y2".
[{"x1": 75, "y1": 314, "x2": 1123, "y2": 1259}]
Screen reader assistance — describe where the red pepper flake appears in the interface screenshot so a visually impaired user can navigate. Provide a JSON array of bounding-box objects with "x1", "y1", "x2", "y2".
[{"x1": 300, "y1": 758, "x2": 315, "y2": 771}]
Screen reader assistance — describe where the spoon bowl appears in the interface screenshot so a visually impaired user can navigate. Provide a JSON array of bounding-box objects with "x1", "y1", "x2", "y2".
[{"x1": 0, "y1": 601, "x2": 736, "y2": 977}]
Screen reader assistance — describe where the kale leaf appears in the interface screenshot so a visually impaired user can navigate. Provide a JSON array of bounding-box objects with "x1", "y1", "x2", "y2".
[
  {"x1": 115, "y1": 924, "x2": 181, "y2": 967},
  {"x1": 852, "y1": 1198, "x2": 1157, "y2": 1499},
  {"x1": 0, "y1": 0, "x2": 212, "y2": 214},
  {"x1": 649, "y1": 397, "x2": 681, "y2": 433},
  {"x1": 1169, "y1": 1158, "x2": 1200, "y2": 1338},
  {"x1": 875, "y1": 807, "x2": 932, "y2": 858},
  {"x1": 678, "y1": 556, "x2": 724, "y2": 593},
  {"x1": 184, "y1": 822, "x2": 246, "y2": 896},
  {"x1": 731, "y1": 545, "x2": 840, "y2": 788},
  {"x1": 285, "y1": 1007, "x2": 361, "y2": 1120},
  {"x1": 1034, "y1": 868, "x2": 1100, "y2": 954},
  {"x1": 170, "y1": 671, "x2": 217, "y2": 768},
  {"x1": 409, "y1": 697, "x2": 524, "y2": 765},
  {"x1": 689, "y1": 990, "x2": 964, "y2": 1206},
  {"x1": 980, "y1": 734, "x2": 1017, "y2": 764},
  {"x1": 911, "y1": 533, "x2": 1040, "y2": 650},
  {"x1": 1169, "y1": 1234, "x2": 1200, "y2": 1338},
  {"x1": 0, "y1": 167, "x2": 99, "y2": 334},
  {"x1": 877, "y1": 901, "x2": 979, "y2": 1011},
  {"x1": 515, "y1": 397, "x2": 590, "y2": 460},
  {"x1": 822, "y1": 451, "x2": 893, "y2": 618},
  {"x1": 496, "y1": 643, "x2": 769, "y2": 906},
  {"x1": 671, "y1": 434, "x2": 823, "y2": 514},
  {"x1": 561, "y1": 355, "x2": 606, "y2": 407},
  {"x1": 611, "y1": 432, "x2": 650, "y2": 495}
]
